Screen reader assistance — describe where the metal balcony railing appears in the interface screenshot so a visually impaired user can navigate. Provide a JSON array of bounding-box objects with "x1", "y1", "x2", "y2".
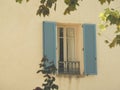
[{"x1": 58, "y1": 61, "x2": 80, "y2": 75}]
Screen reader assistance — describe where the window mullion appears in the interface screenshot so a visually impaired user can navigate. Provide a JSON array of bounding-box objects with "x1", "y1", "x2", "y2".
[{"x1": 64, "y1": 27, "x2": 67, "y2": 62}]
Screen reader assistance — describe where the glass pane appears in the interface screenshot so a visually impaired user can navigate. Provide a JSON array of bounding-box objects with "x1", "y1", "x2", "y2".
[
  {"x1": 66, "y1": 28, "x2": 75, "y2": 61},
  {"x1": 57, "y1": 27, "x2": 64, "y2": 73},
  {"x1": 60, "y1": 28, "x2": 63, "y2": 37},
  {"x1": 57, "y1": 27, "x2": 63, "y2": 37},
  {"x1": 57, "y1": 27, "x2": 64, "y2": 61},
  {"x1": 67, "y1": 28, "x2": 75, "y2": 37},
  {"x1": 67, "y1": 39, "x2": 75, "y2": 60},
  {"x1": 59, "y1": 38, "x2": 64, "y2": 60}
]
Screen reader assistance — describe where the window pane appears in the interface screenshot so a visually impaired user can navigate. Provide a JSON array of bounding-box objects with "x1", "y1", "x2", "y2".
[
  {"x1": 60, "y1": 28, "x2": 63, "y2": 37},
  {"x1": 59, "y1": 38, "x2": 64, "y2": 60},
  {"x1": 57, "y1": 28, "x2": 64, "y2": 61},
  {"x1": 66, "y1": 28, "x2": 75, "y2": 61},
  {"x1": 67, "y1": 28, "x2": 75, "y2": 37},
  {"x1": 57, "y1": 27, "x2": 64, "y2": 73}
]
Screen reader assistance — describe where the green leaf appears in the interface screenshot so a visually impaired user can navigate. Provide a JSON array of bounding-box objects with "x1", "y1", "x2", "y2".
[
  {"x1": 40, "y1": 0, "x2": 46, "y2": 4},
  {"x1": 16, "y1": 0, "x2": 23, "y2": 3},
  {"x1": 109, "y1": 39, "x2": 116, "y2": 48},
  {"x1": 42, "y1": 83, "x2": 47, "y2": 87},
  {"x1": 51, "y1": 84, "x2": 58, "y2": 90},
  {"x1": 99, "y1": 0, "x2": 106, "y2": 4},
  {"x1": 16, "y1": 0, "x2": 29, "y2": 3},
  {"x1": 116, "y1": 35, "x2": 120, "y2": 45},
  {"x1": 52, "y1": 77, "x2": 55, "y2": 81},
  {"x1": 64, "y1": 7, "x2": 70, "y2": 15},
  {"x1": 99, "y1": 24, "x2": 106, "y2": 30},
  {"x1": 76, "y1": 3, "x2": 79, "y2": 6},
  {"x1": 54, "y1": 3, "x2": 57, "y2": 11},
  {"x1": 44, "y1": 74, "x2": 51, "y2": 78},
  {"x1": 64, "y1": 0, "x2": 70, "y2": 5},
  {"x1": 115, "y1": 28, "x2": 120, "y2": 33},
  {"x1": 105, "y1": 40, "x2": 109, "y2": 43},
  {"x1": 33, "y1": 87, "x2": 43, "y2": 90},
  {"x1": 36, "y1": 70, "x2": 43, "y2": 73},
  {"x1": 46, "y1": 0, "x2": 53, "y2": 8},
  {"x1": 26, "y1": 0, "x2": 29, "y2": 2},
  {"x1": 64, "y1": 0, "x2": 80, "y2": 15},
  {"x1": 99, "y1": 13, "x2": 106, "y2": 21},
  {"x1": 99, "y1": 0, "x2": 114, "y2": 5},
  {"x1": 98, "y1": 32, "x2": 101, "y2": 36},
  {"x1": 107, "y1": 0, "x2": 111, "y2": 4},
  {"x1": 107, "y1": 15, "x2": 117, "y2": 25},
  {"x1": 109, "y1": 35, "x2": 120, "y2": 48},
  {"x1": 44, "y1": 78, "x2": 48, "y2": 82}
]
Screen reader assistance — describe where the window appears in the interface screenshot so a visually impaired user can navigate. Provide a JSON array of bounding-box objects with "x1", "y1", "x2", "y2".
[
  {"x1": 57, "y1": 26, "x2": 80, "y2": 74},
  {"x1": 43, "y1": 21, "x2": 97, "y2": 75}
]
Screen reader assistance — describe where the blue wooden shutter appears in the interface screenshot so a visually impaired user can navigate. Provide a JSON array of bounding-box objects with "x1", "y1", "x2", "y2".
[
  {"x1": 43, "y1": 21, "x2": 56, "y2": 66},
  {"x1": 83, "y1": 24, "x2": 97, "y2": 75}
]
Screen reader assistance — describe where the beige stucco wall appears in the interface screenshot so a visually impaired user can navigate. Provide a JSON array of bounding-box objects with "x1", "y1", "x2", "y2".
[{"x1": 0, "y1": 0, "x2": 120, "y2": 90}]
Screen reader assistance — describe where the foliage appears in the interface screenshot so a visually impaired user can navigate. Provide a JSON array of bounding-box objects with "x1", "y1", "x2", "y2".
[
  {"x1": 33, "y1": 57, "x2": 58, "y2": 90},
  {"x1": 16, "y1": 0, "x2": 29, "y2": 3},
  {"x1": 16, "y1": 0, "x2": 82, "y2": 16},
  {"x1": 36, "y1": 0, "x2": 57, "y2": 17},
  {"x1": 15, "y1": 0, "x2": 120, "y2": 48},
  {"x1": 99, "y1": 8, "x2": 120, "y2": 48},
  {"x1": 99, "y1": 0, "x2": 114, "y2": 4},
  {"x1": 15, "y1": 0, "x2": 115, "y2": 16},
  {"x1": 64, "y1": 0, "x2": 81, "y2": 15}
]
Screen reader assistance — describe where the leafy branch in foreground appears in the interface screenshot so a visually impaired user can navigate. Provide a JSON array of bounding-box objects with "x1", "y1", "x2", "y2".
[
  {"x1": 33, "y1": 56, "x2": 58, "y2": 90},
  {"x1": 99, "y1": 8, "x2": 120, "y2": 48},
  {"x1": 99, "y1": 0, "x2": 114, "y2": 5},
  {"x1": 15, "y1": 0, "x2": 120, "y2": 48},
  {"x1": 64, "y1": 0, "x2": 81, "y2": 15},
  {"x1": 15, "y1": 0, "x2": 115, "y2": 16},
  {"x1": 16, "y1": 0, "x2": 29, "y2": 3},
  {"x1": 15, "y1": 0, "x2": 82, "y2": 17},
  {"x1": 36, "y1": 0, "x2": 57, "y2": 17}
]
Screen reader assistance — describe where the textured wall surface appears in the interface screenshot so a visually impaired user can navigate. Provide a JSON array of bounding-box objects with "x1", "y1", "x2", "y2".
[{"x1": 0, "y1": 0, "x2": 120, "y2": 90}]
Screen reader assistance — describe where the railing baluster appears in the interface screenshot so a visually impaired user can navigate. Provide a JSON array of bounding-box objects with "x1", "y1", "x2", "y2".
[
  {"x1": 64, "y1": 61, "x2": 66, "y2": 74},
  {"x1": 71, "y1": 61, "x2": 73, "y2": 74},
  {"x1": 58, "y1": 60, "x2": 80, "y2": 75},
  {"x1": 78, "y1": 62, "x2": 80, "y2": 74}
]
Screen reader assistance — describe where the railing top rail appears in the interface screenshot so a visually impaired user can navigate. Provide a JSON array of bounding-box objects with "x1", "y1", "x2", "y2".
[{"x1": 58, "y1": 61, "x2": 80, "y2": 63}]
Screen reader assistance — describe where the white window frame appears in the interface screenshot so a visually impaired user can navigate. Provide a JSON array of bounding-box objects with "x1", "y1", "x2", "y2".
[
  {"x1": 56, "y1": 23, "x2": 84, "y2": 75},
  {"x1": 57, "y1": 26, "x2": 76, "y2": 62}
]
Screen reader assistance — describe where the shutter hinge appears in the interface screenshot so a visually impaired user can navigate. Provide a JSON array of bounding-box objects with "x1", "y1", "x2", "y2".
[{"x1": 82, "y1": 48, "x2": 84, "y2": 51}]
